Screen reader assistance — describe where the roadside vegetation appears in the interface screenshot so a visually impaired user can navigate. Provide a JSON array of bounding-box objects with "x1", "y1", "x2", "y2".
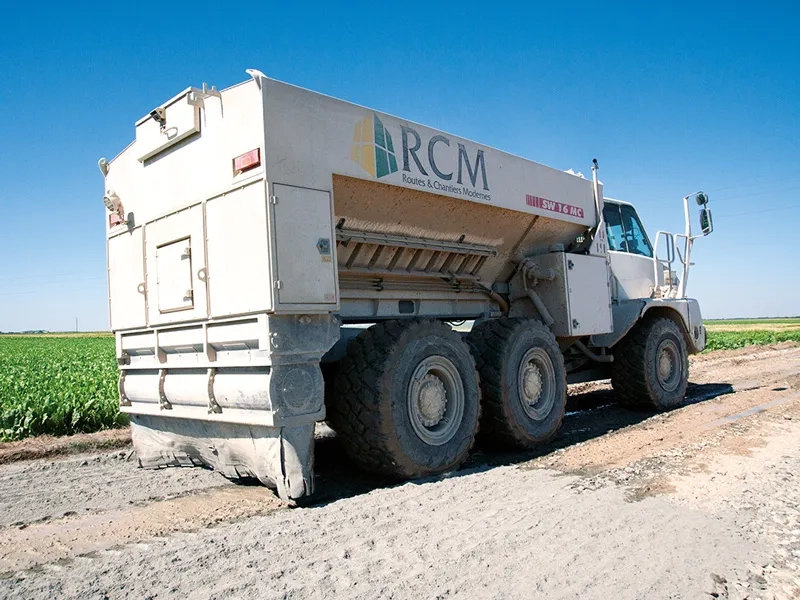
[
  {"x1": 0, "y1": 319, "x2": 799, "y2": 441},
  {"x1": 704, "y1": 318, "x2": 800, "y2": 352},
  {"x1": 0, "y1": 335, "x2": 124, "y2": 441},
  {"x1": 704, "y1": 329, "x2": 800, "y2": 352}
]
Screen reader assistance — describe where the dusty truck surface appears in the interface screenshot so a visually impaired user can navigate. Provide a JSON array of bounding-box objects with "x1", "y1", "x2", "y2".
[{"x1": 99, "y1": 69, "x2": 713, "y2": 501}]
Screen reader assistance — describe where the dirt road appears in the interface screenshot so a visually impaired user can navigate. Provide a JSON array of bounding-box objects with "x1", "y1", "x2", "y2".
[{"x1": 1, "y1": 344, "x2": 799, "y2": 599}]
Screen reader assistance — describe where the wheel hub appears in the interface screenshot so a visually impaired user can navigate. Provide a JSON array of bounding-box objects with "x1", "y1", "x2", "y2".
[
  {"x1": 658, "y1": 351, "x2": 674, "y2": 380},
  {"x1": 415, "y1": 374, "x2": 447, "y2": 427},
  {"x1": 521, "y1": 364, "x2": 543, "y2": 404},
  {"x1": 656, "y1": 339, "x2": 681, "y2": 392},
  {"x1": 407, "y1": 355, "x2": 465, "y2": 446},
  {"x1": 517, "y1": 348, "x2": 556, "y2": 421}
]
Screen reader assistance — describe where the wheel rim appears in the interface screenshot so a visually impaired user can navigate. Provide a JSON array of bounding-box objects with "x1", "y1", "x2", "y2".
[
  {"x1": 517, "y1": 348, "x2": 556, "y2": 421},
  {"x1": 407, "y1": 355, "x2": 465, "y2": 446},
  {"x1": 656, "y1": 339, "x2": 681, "y2": 392}
]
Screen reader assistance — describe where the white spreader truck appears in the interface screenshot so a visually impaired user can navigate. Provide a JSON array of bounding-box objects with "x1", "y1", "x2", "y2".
[{"x1": 100, "y1": 70, "x2": 713, "y2": 501}]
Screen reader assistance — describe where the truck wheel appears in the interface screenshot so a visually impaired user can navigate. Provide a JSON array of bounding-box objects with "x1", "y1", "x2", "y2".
[
  {"x1": 327, "y1": 320, "x2": 480, "y2": 478},
  {"x1": 467, "y1": 318, "x2": 566, "y2": 450},
  {"x1": 612, "y1": 317, "x2": 689, "y2": 410}
]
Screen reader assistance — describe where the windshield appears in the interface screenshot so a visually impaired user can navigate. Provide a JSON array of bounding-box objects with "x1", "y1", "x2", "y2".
[{"x1": 603, "y1": 203, "x2": 653, "y2": 258}]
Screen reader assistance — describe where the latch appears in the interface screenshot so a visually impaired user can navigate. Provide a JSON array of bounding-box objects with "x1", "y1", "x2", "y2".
[{"x1": 317, "y1": 238, "x2": 331, "y2": 255}]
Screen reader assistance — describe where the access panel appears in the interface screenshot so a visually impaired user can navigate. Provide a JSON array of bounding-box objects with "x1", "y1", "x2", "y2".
[
  {"x1": 529, "y1": 252, "x2": 613, "y2": 337},
  {"x1": 144, "y1": 204, "x2": 208, "y2": 325},
  {"x1": 108, "y1": 228, "x2": 147, "y2": 330},
  {"x1": 156, "y1": 238, "x2": 194, "y2": 313},
  {"x1": 565, "y1": 253, "x2": 613, "y2": 337},
  {"x1": 271, "y1": 184, "x2": 337, "y2": 306}
]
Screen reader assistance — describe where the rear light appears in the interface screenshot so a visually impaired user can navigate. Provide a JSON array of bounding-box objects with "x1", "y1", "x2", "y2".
[
  {"x1": 104, "y1": 190, "x2": 126, "y2": 227},
  {"x1": 233, "y1": 149, "x2": 261, "y2": 174}
]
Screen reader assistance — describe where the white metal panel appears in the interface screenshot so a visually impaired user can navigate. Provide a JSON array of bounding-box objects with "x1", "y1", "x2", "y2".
[
  {"x1": 272, "y1": 184, "x2": 336, "y2": 306},
  {"x1": 608, "y1": 251, "x2": 655, "y2": 300},
  {"x1": 155, "y1": 238, "x2": 194, "y2": 312},
  {"x1": 206, "y1": 181, "x2": 273, "y2": 316},
  {"x1": 145, "y1": 205, "x2": 208, "y2": 325},
  {"x1": 520, "y1": 252, "x2": 612, "y2": 337},
  {"x1": 108, "y1": 228, "x2": 146, "y2": 330},
  {"x1": 136, "y1": 92, "x2": 201, "y2": 162},
  {"x1": 261, "y1": 77, "x2": 598, "y2": 229},
  {"x1": 565, "y1": 254, "x2": 613, "y2": 336},
  {"x1": 105, "y1": 80, "x2": 264, "y2": 235}
]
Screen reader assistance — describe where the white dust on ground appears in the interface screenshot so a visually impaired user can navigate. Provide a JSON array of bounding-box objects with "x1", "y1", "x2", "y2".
[{"x1": 1, "y1": 344, "x2": 799, "y2": 599}]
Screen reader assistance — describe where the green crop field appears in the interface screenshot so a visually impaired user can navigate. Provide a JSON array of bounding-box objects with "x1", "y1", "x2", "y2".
[
  {"x1": 704, "y1": 329, "x2": 800, "y2": 352},
  {"x1": 703, "y1": 317, "x2": 800, "y2": 351},
  {"x1": 707, "y1": 318, "x2": 800, "y2": 325},
  {"x1": 0, "y1": 334, "x2": 125, "y2": 442}
]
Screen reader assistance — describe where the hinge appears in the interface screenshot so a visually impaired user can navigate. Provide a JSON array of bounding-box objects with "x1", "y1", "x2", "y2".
[
  {"x1": 269, "y1": 195, "x2": 278, "y2": 204},
  {"x1": 184, "y1": 289, "x2": 194, "y2": 299},
  {"x1": 273, "y1": 280, "x2": 282, "y2": 289},
  {"x1": 182, "y1": 247, "x2": 191, "y2": 259}
]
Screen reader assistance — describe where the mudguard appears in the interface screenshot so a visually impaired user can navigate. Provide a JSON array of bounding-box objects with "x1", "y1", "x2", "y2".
[{"x1": 591, "y1": 298, "x2": 706, "y2": 353}]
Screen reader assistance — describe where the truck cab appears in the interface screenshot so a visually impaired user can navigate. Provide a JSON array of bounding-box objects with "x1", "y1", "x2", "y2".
[
  {"x1": 603, "y1": 199, "x2": 658, "y2": 301},
  {"x1": 579, "y1": 195, "x2": 711, "y2": 403}
]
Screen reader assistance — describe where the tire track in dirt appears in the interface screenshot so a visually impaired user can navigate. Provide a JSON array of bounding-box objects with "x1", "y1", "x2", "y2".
[
  {"x1": 0, "y1": 485, "x2": 281, "y2": 572},
  {"x1": 533, "y1": 344, "x2": 800, "y2": 474}
]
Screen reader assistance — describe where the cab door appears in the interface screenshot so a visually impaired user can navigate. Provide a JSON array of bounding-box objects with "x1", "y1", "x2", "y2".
[{"x1": 604, "y1": 202, "x2": 656, "y2": 300}]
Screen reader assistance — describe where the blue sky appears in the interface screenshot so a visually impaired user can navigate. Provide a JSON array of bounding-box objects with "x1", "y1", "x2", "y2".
[{"x1": 0, "y1": 1, "x2": 798, "y2": 331}]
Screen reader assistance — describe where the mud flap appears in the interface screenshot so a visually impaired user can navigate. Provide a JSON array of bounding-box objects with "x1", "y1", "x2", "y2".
[{"x1": 130, "y1": 415, "x2": 315, "y2": 501}]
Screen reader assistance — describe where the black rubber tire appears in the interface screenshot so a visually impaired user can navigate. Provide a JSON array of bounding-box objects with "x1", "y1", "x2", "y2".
[
  {"x1": 611, "y1": 316, "x2": 689, "y2": 410},
  {"x1": 327, "y1": 319, "x2": 481, "y2": 478},
  {"x1": 467, "y1": 318, "x2": 566, "y2": 450}
]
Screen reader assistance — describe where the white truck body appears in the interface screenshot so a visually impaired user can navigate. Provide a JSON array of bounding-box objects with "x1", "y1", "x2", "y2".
[{"x1": 102, "y1": 71, "x2": 708, "y2": 500}]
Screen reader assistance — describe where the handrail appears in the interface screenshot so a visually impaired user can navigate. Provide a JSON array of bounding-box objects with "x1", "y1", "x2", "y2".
[
  {"x1": 674, "y1": 233, "x2": 692, "y2": 298},
  {"x1": 647, "y1": 191, "x2": 709, "y2": 300},
  {"x1": 652, "y1": 230, "x2": 676, "y2": 298}
]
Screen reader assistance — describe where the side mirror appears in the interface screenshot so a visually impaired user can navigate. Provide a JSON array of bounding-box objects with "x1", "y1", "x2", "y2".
[{"x1": 699, "y1": 207, "x2": 713, "y2": 236}]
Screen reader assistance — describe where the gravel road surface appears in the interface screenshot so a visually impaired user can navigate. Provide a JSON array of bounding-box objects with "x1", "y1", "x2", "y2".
[{"x1": 1, "y1": 343, "x2": 799, "y2": 599}]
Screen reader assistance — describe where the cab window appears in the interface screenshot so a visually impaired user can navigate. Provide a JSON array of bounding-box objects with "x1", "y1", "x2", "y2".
[
  {"x1": 603, "y1": 203, "x2": 654, "y2": 258},
  {"x1": 602, "y1": 204, "x2": 626, "y2": 252},
  {"x1": 619, "y1": 204, "x2": 653, "y2": 257}
]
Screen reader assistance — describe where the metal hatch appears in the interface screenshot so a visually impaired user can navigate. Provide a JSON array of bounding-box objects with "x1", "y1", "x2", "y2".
[
  {"x1": 272, "y1": 184, "x2": 337, "y2": 306},
  {"x1": 156, "y1": 238, "x2": 194, "y2": 313}
]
